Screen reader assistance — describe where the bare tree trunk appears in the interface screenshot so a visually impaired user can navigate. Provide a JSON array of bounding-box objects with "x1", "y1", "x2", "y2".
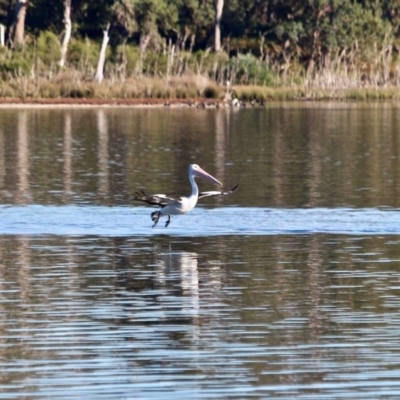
[
  {"x1": 139, "y1": 33, "x2": 151, "y2": 72},
  {"x1": 59, "y1": 0, "x2": 72, "y2": 67},
  {"x1": 214, "y1": 0, "x2": 224, "y2": 52},
  {"x1": 0, "y1": 24, "x2": 5, "y2": 46},
  {"x1": 95, "y1": 24, "x2": 110, "y2": 83},
  {"x1": 189, "y1": 34, "x2": 195, "y2": 53},
  {"x1": 167, "y1": 38, "x2": 175, "y2": 79},
  {"x1": 306, "y1": 30, "x2": 320, "y2": 79},
  {"x1": 12, "y1": 0, "x2": 28, "y2": 47},
  {"x1": 140, "y1": 33, "x2": 151, "y2": 58}
]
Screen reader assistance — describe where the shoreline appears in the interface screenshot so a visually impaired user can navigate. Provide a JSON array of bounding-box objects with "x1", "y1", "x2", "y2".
[
  {"x1": 0, "y1": 98, "x2": 224, "y2": 108},
  {"x1": 0, "y1": 96, "x2": 399, "y2": 109}
]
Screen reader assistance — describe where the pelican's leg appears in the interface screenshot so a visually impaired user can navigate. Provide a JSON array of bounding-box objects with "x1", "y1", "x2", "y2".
[
  {"x1": 151, "y1": 211, "x2": 161, "y2": 228},
  {"x1": 165, "y1": 215, "x2": 171, "y2": 228}
]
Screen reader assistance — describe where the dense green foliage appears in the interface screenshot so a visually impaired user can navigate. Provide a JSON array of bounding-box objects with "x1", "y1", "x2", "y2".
[{"x1": 1, "y1": 0, "x2": 400, "y2": 96}]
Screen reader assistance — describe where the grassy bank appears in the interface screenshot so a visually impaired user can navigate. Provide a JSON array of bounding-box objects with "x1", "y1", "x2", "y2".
[
  {"x1": 2, "y1": 74, "x2": 400, "y2": 104},
  {"x1": 2, "y1": 32, "x2": 400, "y2": 104},
  {"x1": 0, "y1": 73, "x2": 218, "y2": 100},
  {"x1": 234, "y1": 85, "x2": 400, "y2": 102}
]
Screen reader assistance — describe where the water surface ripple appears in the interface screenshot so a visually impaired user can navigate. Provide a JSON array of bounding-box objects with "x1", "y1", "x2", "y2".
[
  {"x1": 2, "y1": 105, "x2": 400, "y2": 399},
  {"x1": 2, "y1": 235, "x2": 400, "y2": 399},
  {"x1": 0, "y1": 205, "x2": 399, "y2": 236}
]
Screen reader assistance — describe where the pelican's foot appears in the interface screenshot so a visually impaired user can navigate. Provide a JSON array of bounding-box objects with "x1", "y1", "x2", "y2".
[
  {"x1": 165, "y1": 215, "x2": 171, "y2": 228},
  {"x1": 151, "y1": 211, "x2": 160, "y2": 228}
]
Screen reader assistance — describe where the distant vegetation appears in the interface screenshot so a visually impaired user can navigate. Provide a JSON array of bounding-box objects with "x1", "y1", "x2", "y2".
[{"x1": 2, "y1": 1, "x2": 400, "y2": 101}]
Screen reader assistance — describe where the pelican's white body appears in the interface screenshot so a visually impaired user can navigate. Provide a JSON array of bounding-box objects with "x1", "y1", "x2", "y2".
[
  {"x1": 160, "y1": 164, "x2": 220, "y2": 216},
  {"x1": 161, "y1": 196, "x2": 196, "y2": 215},
  {"x1": 133, "y1": 164, "x2": 238, "y2": 228}
]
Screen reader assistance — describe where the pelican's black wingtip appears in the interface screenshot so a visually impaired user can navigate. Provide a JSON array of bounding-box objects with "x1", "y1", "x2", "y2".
[
  {"x1": 133, "y1": 189, "x2": 148, "y2": 198},
  {"x1": 231, "y1": 184, "x2": 239, "y2": 192}
]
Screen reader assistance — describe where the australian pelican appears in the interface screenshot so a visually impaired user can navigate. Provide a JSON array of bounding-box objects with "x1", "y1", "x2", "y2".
[{"x1": 134, "y1": 164, "x2": 238, "y2": 227}]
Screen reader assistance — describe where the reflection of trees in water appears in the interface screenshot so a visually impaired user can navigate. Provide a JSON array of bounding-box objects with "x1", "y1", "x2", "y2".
[
  {"x1": 62, "y1": 113, "x2": 73, "y2": 203},
  {"x1": 213, "y1": 110, "x2": 234, "y2": 205},
  {"x1": 3, "y1": 106, "x2": 400, "y2": 207},
  {"x1": 16, "y1": 112, "x2": 30, "y2": 204},
  {"x1": 97, "y1": 110, "x2": 109, "y2": 199},
  {"x1": 215, "y1": 109, "x2": 229, "y2": 179},
  {"x1": 0, "y1": 128, "x2": 4, "y2": 190}
]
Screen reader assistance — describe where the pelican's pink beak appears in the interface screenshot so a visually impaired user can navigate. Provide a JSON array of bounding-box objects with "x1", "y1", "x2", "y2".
[{"x1": 192, "y1": 165, "x2": 222, "y2": 186}]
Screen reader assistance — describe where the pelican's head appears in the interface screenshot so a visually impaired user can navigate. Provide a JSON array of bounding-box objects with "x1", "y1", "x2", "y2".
[{"x1": 189, "y1": 164, "x2": 222, "y2": 186}]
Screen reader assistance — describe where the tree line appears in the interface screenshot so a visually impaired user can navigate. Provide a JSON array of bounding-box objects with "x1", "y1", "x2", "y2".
[{"x1": 1, "y1": 1, "x2": 400, "y2": 91}]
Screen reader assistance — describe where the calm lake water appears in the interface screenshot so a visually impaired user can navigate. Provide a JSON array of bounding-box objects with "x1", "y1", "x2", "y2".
[{"x1": 1, "y1": 103, "x2": 400, "y2": 398}]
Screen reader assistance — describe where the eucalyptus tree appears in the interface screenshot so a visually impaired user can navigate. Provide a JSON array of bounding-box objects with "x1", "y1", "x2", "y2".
[
  {"x1": 5, "y1": 0, "x2": 29, "y2": 47},
  {"x1": 221, "y1": 0, "x2": 396, "y2": 79},
  {"x1": 173, "y1": 0, "x2": 215, "y2": 50},
  {"x1": 59, "y1": 0, "x2": 71, "y2": 67},
  {"x1": 131, "y1": 0, "x2": 179, "y2": 56},
  {"x1": 214, "y1": 0, "x2": 224, "y2": 51},
  {"x1": 380, "y1": 0, "x2": 400, "y2": 34}
]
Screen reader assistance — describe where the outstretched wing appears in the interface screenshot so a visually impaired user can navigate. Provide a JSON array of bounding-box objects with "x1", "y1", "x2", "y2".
[
  {"x1": 198, "y1": 184, "x2": 239, "y2": 200},
  {"x1": 134, "y1": 190, "x2": 181, "y2": 207}
]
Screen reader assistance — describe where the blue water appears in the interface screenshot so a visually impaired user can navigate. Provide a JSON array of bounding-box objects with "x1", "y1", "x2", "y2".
[{"x1": 1, "y1": 205, "x2": 400, "y2": 236}]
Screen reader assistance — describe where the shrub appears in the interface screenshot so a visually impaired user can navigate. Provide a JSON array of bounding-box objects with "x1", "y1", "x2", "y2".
[
  {"x1": 0, "y1": 47, "x2": 31, "y2": 78},
  {"x1": 68, "y1": 37, "x2": 99, "y2": 71},
  {"x1": 230, "y1": 54, "x2": 278, "y2": 86},
  {"x1": 35, "y1": 31, "x2": 61, "y2": 67}
]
